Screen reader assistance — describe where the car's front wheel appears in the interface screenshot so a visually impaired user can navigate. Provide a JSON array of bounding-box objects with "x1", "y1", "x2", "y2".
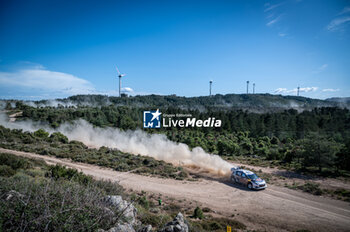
[{"x1": 247, "y1": 182, "x2": 253, "y2": 190}]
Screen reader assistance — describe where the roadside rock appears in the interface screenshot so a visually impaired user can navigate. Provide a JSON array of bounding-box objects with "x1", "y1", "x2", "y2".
[
  {"x1": 159, "y1": 212, "x2": 188, "y2": 232},
  {"x1": 6, "y1": 190, "x2": 24, "y2": 201},
  {"x1": 104, "y1": 195, "x2": 138, "y2": 225},
  {"x1": 106, "y1": 223, "x2": 136, "y2": 232},
  {"x1": 137, "y1": 225, "x2": 152, "y2": 232}
]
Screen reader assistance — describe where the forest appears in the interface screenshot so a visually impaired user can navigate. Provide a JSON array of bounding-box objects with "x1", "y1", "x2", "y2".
[{"x1": 6, "y1": 97, "x2": 350, "y2": 177}]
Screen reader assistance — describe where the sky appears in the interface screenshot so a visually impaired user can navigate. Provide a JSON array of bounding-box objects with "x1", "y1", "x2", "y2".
[{"x1": 0, "y1": 0, "x2": 349, "y2": 100}]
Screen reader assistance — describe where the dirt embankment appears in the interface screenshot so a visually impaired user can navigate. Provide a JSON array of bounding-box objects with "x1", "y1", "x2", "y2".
[{"x1": 1, "y1": 147, "x2": 350, "y2": 232}]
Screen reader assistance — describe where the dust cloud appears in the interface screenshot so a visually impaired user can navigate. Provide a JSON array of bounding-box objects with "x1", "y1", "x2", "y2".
[{"x1": 0, "y1": 113, "x2": 233, "y2": 175}]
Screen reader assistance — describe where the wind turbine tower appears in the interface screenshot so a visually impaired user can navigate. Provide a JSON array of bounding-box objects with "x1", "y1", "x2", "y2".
[
  {"x1": 246, "y1": 81, "x2": 250, "y2": 94},
  {"x1": 209, "y1": 80, "x2": 213, "y2": 96},
  {"x1": 297, "y1": 86, "x2": 300, "y2": 96},
  {"x1": 116, "y1": 66, "x2": 126, "y2": 97},
  {"x1": 253, "y1": 83, "x2": 255, "y2": 94}
]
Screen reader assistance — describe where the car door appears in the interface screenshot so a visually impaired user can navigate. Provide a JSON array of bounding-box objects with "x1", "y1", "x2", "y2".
[
  {"x1": 235, "y1": 171, "x2": 242, "y2": 183},
  {"x1": 240, "y1": 173, "x2": 248, "y2": 185}
]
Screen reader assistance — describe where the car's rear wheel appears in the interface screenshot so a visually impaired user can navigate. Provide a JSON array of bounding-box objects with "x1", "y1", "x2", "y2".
[
  {"x1": 247, "y1": 182, "x2": 253, "y2": 190},
  {"x1": 231, "y1": 176, "x2": 237, "y2": 183}
]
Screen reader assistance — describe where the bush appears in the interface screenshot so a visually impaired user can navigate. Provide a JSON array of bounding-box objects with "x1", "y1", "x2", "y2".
[
  {"x1": 138, "y1": 196, "x2": 150, "y2": 210},
  {"x1": 209, "y1": 221, "x2": 222, "y2": 230},
  {"x1": 0, "y1": 165, "x2": 15, "y2": 177},
  {"x1": 0, "y1": 176, "x2": 123, "y2": 231},
  {"x1": 33, "y1": 129, "x2": 49, "y2": 138},
  {"x1": 191, "y1": 217, "x2": 246, "y2": 231},
  {"x1": 0, "y1": 153, "x2": 31, "y2": 170},
  {"x1": 138, "y1": 211, "x2": 171, "y2": 228},
  {"x1": 193, "y1": 207, "x2": 204, "y2": 219},
  {"x1": 47, "y1": 165, "x2": 92, "y2": 185},
  {"x1": 50, "y1": 132, "x2": 68, "y2": 143},
  {"x1": 298, "y1": 182, "x2": 323, "y2": 195},
  {"x1": 178, "y1": 171, "x2": 189, "y2": 179}
]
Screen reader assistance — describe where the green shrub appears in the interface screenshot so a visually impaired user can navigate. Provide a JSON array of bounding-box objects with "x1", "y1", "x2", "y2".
[
  {"x1": 195, "y1": 217, "x2": 246, "y2": 231},
  {"x1": 298, "y1": 182, "x2": 323, "y2": 195},
  {"x1": 33, "y1": 129, "x2": 49, "y2": 138},
  {"x1": 163, "y1": 203, "x2": 181, "y2": 213},
  {"x1": 209, "y1": 221, "x2": 222, "y2": 230},
  {"x1": 178, "y1": 171, "x2": 189, "y2": 178},
  {"x1": 0, "y1": 153, "x2": 31, "y2": 170},
  {"x1": 0, "y1": 175, "x2": 122, "y2": 231},
  {"x1": 47, "y1": 165, "x2": 92, "y2": 185},
  {"x1": 193, "y1": 207, "x2": 204, "y2": 219},
  {"x1": 50, "y1": 132, "x2": 68, "y2": 143},
  {"x1": 138, "y1": 211, "x2": 171, "y2": 228},
  {"x1": 138, "y1": 196, "x2": 150, "y2": 210},
  {"x1": 0, "y1": 165, "x2": 15, "y2": 177}
]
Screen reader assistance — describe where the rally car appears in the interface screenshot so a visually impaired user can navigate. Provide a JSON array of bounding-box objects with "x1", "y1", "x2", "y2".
[{"x1": 231, "y1": 168, "x2": 267, "y2": 190}]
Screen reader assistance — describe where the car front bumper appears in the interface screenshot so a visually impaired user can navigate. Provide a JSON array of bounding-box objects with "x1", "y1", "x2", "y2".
[{"x1": 252, "y1": 183, "x2": 267, "y2": 189}]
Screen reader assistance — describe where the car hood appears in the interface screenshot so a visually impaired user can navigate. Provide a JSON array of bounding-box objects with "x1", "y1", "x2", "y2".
[{"x1": 252, "y1": 178, "x2": 266, "y2": 184}]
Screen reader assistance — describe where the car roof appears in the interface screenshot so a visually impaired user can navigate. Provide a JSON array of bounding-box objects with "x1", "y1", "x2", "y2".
[{"x1": 236, "y1": 169, "x2": 255, "y2": 175}]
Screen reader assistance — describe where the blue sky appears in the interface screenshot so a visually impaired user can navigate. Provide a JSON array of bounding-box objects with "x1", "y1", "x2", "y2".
[{"x1": 0, "y1": 0, "x2": 349, "y2": 100}]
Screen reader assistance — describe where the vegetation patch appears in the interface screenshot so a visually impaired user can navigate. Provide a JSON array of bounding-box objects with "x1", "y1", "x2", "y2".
[
  {"x1": 0, "y1": 153, "x2": 124, "y2": 232},
  {"x1": 0, "y1": 126, "x2": 190, "y2": 180}
]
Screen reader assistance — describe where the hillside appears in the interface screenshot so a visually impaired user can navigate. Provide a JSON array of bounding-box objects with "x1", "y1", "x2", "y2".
[
  {"x1": 326, "y1": 97, "x2": 350, "y2": 105},
  {"x1": 3, "y1": 94, "x2": 350, "y2": 112}
]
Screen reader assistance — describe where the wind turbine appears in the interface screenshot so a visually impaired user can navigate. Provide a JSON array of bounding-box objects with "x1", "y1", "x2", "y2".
[
  {"x1": 297, "y1": 86, "x2": 300, "y2": 96},
  {"x1": 209, "y1": 80, "x2": 213, "y2": 96},
  {"x1": 246, "y1": 81, "x2": 250, "y2": 94},
  {"x1": 116, "y1": 66, "x2": 126, "y2": 97}
]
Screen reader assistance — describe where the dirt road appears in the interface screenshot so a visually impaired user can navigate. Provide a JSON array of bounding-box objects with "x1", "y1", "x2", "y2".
[
  {"x1": 8, "y1": 111, "x2": 22, "y2": 122},
  {"x1": 1, "y1": 147, "x2": 350, "y2": 232}
]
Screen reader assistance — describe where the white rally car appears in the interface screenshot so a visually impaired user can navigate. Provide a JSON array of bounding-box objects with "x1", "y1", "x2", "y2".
[{"x1": 231, "y1": 168, "x2": 267, "y2": 190}]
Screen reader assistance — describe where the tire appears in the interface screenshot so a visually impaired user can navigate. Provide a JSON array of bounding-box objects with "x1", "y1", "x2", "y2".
[
  {"x1": 247, "y1": 182, "x2": 253, "y2": 190},
  {"x1": 231, "y1": 176, "x2": 237, "y2": 184}
]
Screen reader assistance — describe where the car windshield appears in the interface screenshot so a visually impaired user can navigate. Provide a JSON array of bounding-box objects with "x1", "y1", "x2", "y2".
[{"x1": 247, "y1": 174, "x2": 259, "y2": 180}]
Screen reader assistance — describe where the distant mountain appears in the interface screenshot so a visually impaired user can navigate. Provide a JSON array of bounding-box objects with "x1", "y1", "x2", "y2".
[
  {"x1": 326, "y1": 97, "x2": 350, "y2": 105},
  {"x1": 3, "y1": 94, "x2": 350, "y2": 113}
]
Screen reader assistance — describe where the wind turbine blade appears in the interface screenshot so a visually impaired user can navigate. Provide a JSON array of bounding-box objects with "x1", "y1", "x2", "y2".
[{"x1": 116, "y1": 66, "x2": 120, "y2": 75}]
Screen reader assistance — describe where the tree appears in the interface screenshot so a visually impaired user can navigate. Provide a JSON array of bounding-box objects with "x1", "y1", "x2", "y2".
[
  {"x1": 301, "y1": 135, "x2": 341, "y2": 172},
  {"x1": 336, "y1": 139, "x2": 350, "y2": 171},
  {"x1": 50, "y1": 132, "x2": 69, "y2": 143},
  {"x1": 34, "y1": 129, "x2": 49, "y2": 138}
]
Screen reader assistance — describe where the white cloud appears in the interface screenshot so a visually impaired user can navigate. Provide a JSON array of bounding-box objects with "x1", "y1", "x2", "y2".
[
  {"x1": 312, "y1": 64, "x2": 328, "y2": 74},
  {"x1": 274, "y1": 88, "x2": 288, "y2": 93},
  {"x1": 0, "y1": 66, "x2": 96, "y2": 97},
  {"x1": 266, "y1": 15, "x2": 282, "y2": 26},
  {"x1": 319, "y1": 64, "x2": 328, "y2": 70},
  {"x1": 275, "y1": 87, "x2": 318, "y2": 94},
  {"x1": 122, "y1": 87, "x2": 133, "y2": 93},
  {"x1": 264, "y1": 3, "x2": 283, "y2": 12},
  {"x1": 322, "y1": 88, "x2": 340, "y2": 92},
  {"x1": 327, "y1": 16, "x2": 350, "y2": 31},
  {"x1": 300, "y1": 87, "x2": 318, "y2": 92},
  {"x1": 278, "y1": 32, "x2": 287, "y2": 37},
  {"x1": 338, "y1": 6, "x2": 350, "y2": 15}
]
